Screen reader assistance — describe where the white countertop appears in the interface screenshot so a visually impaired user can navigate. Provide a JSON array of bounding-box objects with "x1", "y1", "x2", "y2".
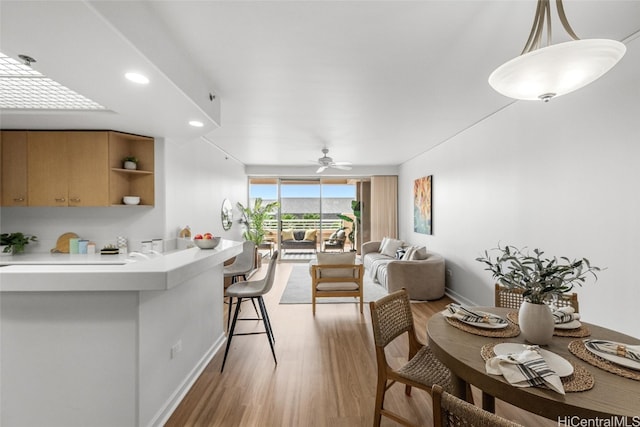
[{"x1": 0, "y1": 239, "x2": 243, "y2": 292}]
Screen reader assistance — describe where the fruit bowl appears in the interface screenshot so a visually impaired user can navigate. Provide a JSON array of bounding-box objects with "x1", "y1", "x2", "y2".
[{"x1": 193, "y1": 237, "x2": 220, "y2": 249}]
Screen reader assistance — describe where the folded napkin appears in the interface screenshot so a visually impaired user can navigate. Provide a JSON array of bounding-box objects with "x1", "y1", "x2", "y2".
[
  {"x1": 584, "y1": 339, "x2": 640, "y2": 362},
  {"x1": 445, "y1": 304, "x2": 507, "y2": 325},
  {"x1": 486, "y1": 346, "x2": 565, "y2": 394},
  {"x1": 552, "y1": 306, "x2": 581, "y2": 324}
]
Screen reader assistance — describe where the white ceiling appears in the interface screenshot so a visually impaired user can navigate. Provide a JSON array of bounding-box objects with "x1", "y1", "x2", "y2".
[{"x1": 1, "y1": 1, "x2": 639, "y2": 170}]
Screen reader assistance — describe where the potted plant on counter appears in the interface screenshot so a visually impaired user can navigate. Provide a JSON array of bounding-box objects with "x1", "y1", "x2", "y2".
[
  {"x1": 1, "y1": 232, "x2": 38, "y2": 255},
  {"x1": 122, "y1": 156, "x2": 138, "y2": 170},
  {"x1": 476, "y1": 243, "x2": 601, "y2": 344}
]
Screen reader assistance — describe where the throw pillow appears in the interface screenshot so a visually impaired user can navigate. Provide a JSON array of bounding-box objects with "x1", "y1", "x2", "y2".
[
  {"x1": 402, "y1": 246, "x2": 416, "y2": 261},
  {"x1": 304, "y1": 229, "x2": 317, "y2": 241},
  {"x1": 316, "y1": 252, "x2": 357, "y2": 278},
  {"x1": 328, "y1": 230, "x2": 338, "y2": 242},
  {"x1": 380, "y1": 238, "x2": 403, "y2": 258},
  {"x1": 395, "y1": 247, "x2": 407, "y2": 260},
  {"x1": 281, "y1": 229, "x2": 294, "y2": 241},
  {"x1": 336, "y1": 229, "x2": 346, "y2": 240},
  {"x1": 379, "y1": 237, "x2": 389, "y2": 253},
  {"x1": 409, "y1": 246, "x2": 428, "y2": 260}
]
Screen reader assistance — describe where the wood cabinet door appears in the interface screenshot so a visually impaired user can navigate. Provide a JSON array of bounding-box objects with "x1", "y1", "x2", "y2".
[
  {"x1": 67, "y1": 132, "x2": 109, "y2": 206},
  {"x1": 1, "y1": 131, "x2": 28, "y2": 206},
  {"x1": 27, "y1": 131, "x2": 68, "y2": 206}
]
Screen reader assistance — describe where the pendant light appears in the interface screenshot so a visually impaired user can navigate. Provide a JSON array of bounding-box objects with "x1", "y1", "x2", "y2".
[{"x1": 489, "y1": 0, "x2": 626, "y2": 102}]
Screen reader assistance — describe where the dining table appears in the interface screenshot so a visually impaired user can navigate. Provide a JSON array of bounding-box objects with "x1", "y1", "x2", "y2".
[{"x1": 427, "y1": 306, "x2": 640, "y2": 422}]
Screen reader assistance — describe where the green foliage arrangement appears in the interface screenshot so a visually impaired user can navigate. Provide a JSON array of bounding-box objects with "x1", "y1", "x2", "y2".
[
  {"x1": 237, "y1": 198, "x2": 280, "y2": 245},
  {"x1": 1, "y1": 232, "x2": 38, "y2": 254},
  {"x1": 122, "y1": 156, "x2": 138, "y2": 163},
  {"x1": 476, "y1": 243, "x2": 601, "y2": 304}
]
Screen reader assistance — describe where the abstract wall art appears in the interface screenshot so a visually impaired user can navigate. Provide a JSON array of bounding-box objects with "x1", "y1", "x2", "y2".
[{"x1": 413, "y1": 175, "x2": 432, "y2": 235}]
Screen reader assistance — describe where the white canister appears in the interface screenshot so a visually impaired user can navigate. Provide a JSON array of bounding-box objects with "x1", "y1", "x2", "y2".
[
  {"x1": 141, "y1": 241, "x2": 153, "y2": 254},
  {"x1": 152, "y1": 239, "x2": 163, "y2": 253}
]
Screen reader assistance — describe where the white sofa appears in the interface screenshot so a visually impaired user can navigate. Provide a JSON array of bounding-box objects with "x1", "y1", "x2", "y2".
[{"x1": 361, "y1": 239, "x2": 445, "y2": 300}]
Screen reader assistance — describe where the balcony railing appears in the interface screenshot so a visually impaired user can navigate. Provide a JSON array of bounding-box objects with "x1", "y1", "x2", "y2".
[{"x1": 263, "y1": 218, "x2": 344, "y2": 232}]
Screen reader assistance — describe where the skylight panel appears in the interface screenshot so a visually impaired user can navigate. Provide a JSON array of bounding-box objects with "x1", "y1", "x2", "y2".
[{"x1": 0, "y1": 52, "x2": 107, "y2": 110}]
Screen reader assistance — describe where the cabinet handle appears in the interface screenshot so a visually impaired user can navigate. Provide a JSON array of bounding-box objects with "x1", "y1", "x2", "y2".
[
  {"x1": 54, "y1": 197, "x2": 66, "y2": 202},
  {"x1": 13, "y1": 197, "x2": 25, "y2": 202},
  {"x1": 70, "y1": 197, "x2": 81, "y2": 202}
]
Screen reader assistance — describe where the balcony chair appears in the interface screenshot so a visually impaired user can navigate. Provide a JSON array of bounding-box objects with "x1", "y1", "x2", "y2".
[
  {"x1": 369, "y1": 289, "x2": 453, "y2": 427},
  {"x1": 322, "y1": 228, "x2": 347, "y2": 252},
  {"x1": 221, "y1": 250, "x2": 279, "y2": 373},
  {"x1": 310, "y1": 251, "x2": 363, "y2": 315},
  {"x1": 494, "y1": 283, "x2": 579, "y2": 312},
  {"x1": 431, "y1": 384, "x2": 524, "y2": 427}
]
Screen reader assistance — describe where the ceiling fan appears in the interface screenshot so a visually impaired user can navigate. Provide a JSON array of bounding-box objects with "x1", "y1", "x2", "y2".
[{"x1": 315, "y1": 148, "x2": 352, "y2": 173}]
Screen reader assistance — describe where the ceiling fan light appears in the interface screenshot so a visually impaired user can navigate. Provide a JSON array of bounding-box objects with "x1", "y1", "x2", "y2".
[{"x1": 489, "y1": 39, "x2": 626, "y2": 101}]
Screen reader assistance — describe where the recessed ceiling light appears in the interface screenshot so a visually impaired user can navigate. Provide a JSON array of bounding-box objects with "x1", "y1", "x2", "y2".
[
  {"x1": 125, "y1": 72, "x2": 149, "y2": 84},
  {"x1": 189, "y1": 120, "x2": 204, "y2": 127}
]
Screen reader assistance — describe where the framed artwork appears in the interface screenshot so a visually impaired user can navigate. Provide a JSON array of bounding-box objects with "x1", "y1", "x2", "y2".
[{"x1": 413, "y1": 175, "x2": 432, "y2": 235}]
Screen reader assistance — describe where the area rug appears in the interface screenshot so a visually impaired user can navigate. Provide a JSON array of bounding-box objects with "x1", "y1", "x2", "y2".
[{"x1": 279, "y1": 263, "x2": 388, "y2": 304}]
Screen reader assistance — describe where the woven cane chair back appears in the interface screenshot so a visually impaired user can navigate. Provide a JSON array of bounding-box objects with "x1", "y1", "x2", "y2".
[
  {"x1": 370, "y1": 290, "x2": 414, "y2": 348},
  {"x1": 494, "y1": 283, "x2": 579, "y2": 312}
]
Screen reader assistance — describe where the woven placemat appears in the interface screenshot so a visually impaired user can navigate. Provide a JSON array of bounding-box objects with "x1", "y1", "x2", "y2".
[
  {"x1": 568, "y1": 340, "x2": 640, "y2": 381},
  {"x1": 506, "y1": 311, "x2": 591, "y2": 338},
  {"x1": 445, "y1": 316, "x2": 520, "y2": 338},
  {"x1": 481, "y1": 343, "x2": 594, "y2": 392}
]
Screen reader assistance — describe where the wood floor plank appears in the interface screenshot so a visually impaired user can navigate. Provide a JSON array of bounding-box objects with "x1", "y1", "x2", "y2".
[{"x1": 165, "y1": 260, "x2": 556, "y2": 427}]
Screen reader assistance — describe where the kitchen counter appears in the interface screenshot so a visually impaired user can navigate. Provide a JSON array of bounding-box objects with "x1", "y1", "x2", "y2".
[
  {"x1": 0, "y1": 239, "x2": 243, "y2": 427},
  {"x1": 0, "y1": 239, "x2": 241, "y2": 292}
]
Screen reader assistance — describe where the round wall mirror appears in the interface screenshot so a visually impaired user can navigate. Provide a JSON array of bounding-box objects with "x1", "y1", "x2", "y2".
[{"x1": 221, "y1": 199, "x2": 233, "y2": 230}]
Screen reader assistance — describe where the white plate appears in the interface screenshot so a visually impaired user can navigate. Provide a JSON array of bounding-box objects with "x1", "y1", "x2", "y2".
[
  {"x1": 555, "y1": 320, "x2": 581, "y2": 330},
  {"x1": 494, "y1": 343, "x2": 574, "y2": 377},
  {"x1": 447, "y1": 310, "x2": 509, "y2": 329},
  {"x1": 584, "y1": 341, "x2": 640, "y2": 371}
]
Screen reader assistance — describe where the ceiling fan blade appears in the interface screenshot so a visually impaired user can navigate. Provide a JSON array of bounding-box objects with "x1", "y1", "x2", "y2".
[
  {"x1": 316, "y1": 165, "x2": 328, "y2": 173},
  {"x1": 331, "y1": 161, "x2": 352, "y2": 166},
  {"x1": 331, "y1": 164, "x2": 352, "y2": 171}
]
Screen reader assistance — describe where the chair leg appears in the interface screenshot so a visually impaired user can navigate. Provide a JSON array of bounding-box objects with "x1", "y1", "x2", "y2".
[
  {"x1": 221, "y1": 297, "x2": 243, "y2": 372},
  {"x1": 250, "y1": 298, "x2": 260, "y2": 317},
  {"x1": 226, "y1": 296, "x2": 233, "y2": 332},
  {"x1": 373, "y1": 376, "x2": 387, "y2": 427},
  {"x1": 259, "y1": 296, "x2": 276, "y2": 344},
  {"x1": 257, "y1": 296, "x2": 277, "y2": 365}
]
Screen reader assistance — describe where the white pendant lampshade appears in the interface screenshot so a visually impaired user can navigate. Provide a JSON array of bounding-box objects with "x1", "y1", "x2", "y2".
[
  {"x1": 489, "y1": 39, "x2": 626, "y2": 102},
  {"x1": 489, "y1": 0, "x2": 626, "y2": 102}
]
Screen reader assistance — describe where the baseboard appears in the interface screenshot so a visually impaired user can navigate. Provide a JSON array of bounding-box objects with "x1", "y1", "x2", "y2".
[
  {"x1": 444, "y1": 288, "x2": 476, "y2": 307},
  {"x1": 147, "y1": 333, "x2": 227, "y2": 427}
]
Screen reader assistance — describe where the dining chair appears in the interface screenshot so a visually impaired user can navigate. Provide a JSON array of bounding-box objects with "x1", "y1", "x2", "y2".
[
  {"x1": 310, "y1": 251, "x2": 363, "y2": 315},
  {"x1": 431, "y1": 384, "x2": 524, "y2": 427},
  {"x1": 368, "y1": 288, "x2": 452, "y2": 427},
  {"x1": 221, "y1": 250, "x2": 279, "y2": 373},
  {"x1": 224, "y1": 241, "x2": 258, "y2": 329},
  {"x1": 494, "y1": 283, "x2": 579, "y2": 312}
]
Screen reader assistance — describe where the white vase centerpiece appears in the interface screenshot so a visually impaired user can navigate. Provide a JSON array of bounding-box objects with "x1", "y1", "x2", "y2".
[
  {"x1": 477, "y1": 244, "x2": 602, "y2": 345},
  {"x1": 122, "y1": 156, "x2": 138, "y2": 170}
]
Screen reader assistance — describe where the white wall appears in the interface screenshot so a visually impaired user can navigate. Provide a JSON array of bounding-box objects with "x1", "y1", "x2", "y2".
[
  {"x1": 398, "y1": 38, "x2": 640, "y2": 338},
  {"x1": 164, "y1": 136, "x2": 245, "y2": 245}
]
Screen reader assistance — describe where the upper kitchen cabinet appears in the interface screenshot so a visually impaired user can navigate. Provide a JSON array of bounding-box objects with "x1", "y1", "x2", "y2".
[
  {"x1": 1, "y1": 131, "x2": 28, "y2": 206},
  {"x1": 27, "y1": 131, "x2": 110, "y2": 207},
  {"x1": 108, "y1": 132, "x2": 155, "y2": 206}
]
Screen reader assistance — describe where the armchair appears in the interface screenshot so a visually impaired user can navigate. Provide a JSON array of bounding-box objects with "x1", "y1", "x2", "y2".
[{"x1": 309, "y1": 252, "x2": 363, "y2": 315}]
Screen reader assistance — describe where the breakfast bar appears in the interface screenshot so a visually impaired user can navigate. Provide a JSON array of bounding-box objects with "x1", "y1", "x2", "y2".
[{"x1": 0, "y1": 239, "x2": 242, "y2": 427}]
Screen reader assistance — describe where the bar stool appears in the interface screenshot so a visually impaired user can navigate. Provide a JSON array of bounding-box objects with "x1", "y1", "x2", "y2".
[{"x1": 221, "y1": 250, "x2": 279, "y2": 373}]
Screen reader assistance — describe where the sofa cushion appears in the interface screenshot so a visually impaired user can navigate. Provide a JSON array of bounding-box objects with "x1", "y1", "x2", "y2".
[
  {"x1": 304, "y1": 229, "x2": 317, "y2": 241},
  {"x1": 328, "y1": 230, "x2": 338, "y2": 241},
  {"x1": 380, "y1": 238, "x2": 403, "y2": 258},
  {"x1": 293, "y1": 230, "x2": 306, "y2": 240},
  {"x1": 282, "y1": 229, "x2": 294, "y2": 241},
  {"x1": 316, "y1": 252, "x2": 357, "y2": 278}
]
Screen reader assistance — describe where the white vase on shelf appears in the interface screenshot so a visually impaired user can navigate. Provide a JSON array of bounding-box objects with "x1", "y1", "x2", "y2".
[{"x1": 518, "y1": 300, "x2": 554, "y2": 345}]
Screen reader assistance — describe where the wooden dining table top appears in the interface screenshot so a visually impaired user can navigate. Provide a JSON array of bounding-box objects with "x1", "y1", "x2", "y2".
[{"x1": 427, "y1": 307, "x2": 640, "y2": 421}]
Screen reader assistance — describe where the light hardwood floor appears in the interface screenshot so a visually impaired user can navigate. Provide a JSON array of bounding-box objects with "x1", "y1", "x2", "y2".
[{"x1": 166, "y1": 261, "x2": 556, "y2": 427}]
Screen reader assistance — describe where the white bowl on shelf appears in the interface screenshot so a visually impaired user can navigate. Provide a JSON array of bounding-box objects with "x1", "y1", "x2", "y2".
[{"x1": 123, "y1": 196, "x2": 140, "y2": 205}]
